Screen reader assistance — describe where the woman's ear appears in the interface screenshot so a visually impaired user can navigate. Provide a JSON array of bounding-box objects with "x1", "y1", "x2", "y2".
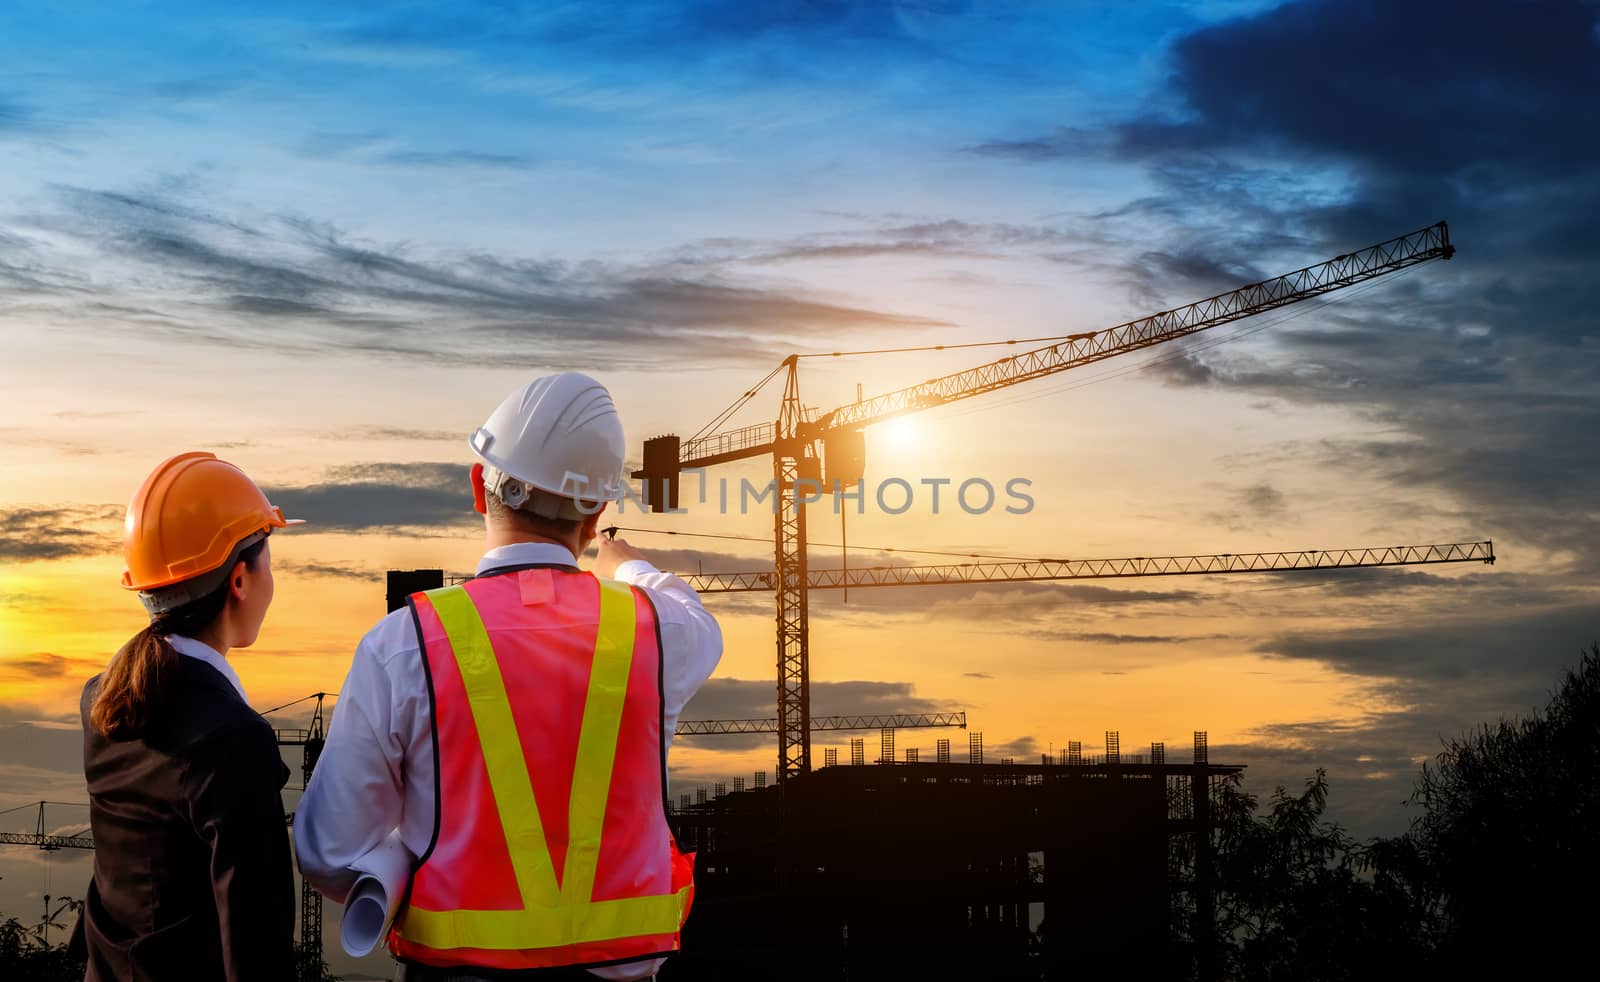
[
  {"x1": 471, "y1": 462, "x2": 488, "y2": 515},
  {"x1": 228, "y1": 559, "x2": 249, "y2": 600}
]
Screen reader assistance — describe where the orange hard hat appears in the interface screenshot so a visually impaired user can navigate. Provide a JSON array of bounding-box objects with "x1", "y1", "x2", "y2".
[{"x1": 122, "y1": 452, "x2": 304, "y2": 597}]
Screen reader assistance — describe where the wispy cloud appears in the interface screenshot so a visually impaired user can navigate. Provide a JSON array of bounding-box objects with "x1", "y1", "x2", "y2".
[
  {"x1": 669, "y1": 218, "x2": 1090, "y2": 268},
  {"x1": 298, "y1": 132, "x2": 539, "y2": 171},
  {"x1": 0, "y1": 93, "x2": 36, "y2": 133},
  {"x1": 374, "y1": 150, "x2": 537, "y2": 169},
  {"x1": 0, "y1": 183, "x2": 954, "y2": 370}
]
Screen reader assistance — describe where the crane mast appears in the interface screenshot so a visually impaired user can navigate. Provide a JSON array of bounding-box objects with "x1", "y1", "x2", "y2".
[{"x1": 640, "y1": 223, "x2": 1458, "y2": 783}]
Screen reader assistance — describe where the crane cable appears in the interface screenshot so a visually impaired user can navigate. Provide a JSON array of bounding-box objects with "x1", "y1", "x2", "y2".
[
  {"x1": 602, "y1": 525, "x2": 1070, "y2": 564},
  {"x1": 0, "y1": 800, "x2": 86, "y2": 817},
  {"x1": 943, "y1": 263, "x2": 1428, "y2": 420},
  {"x1": 792, "y1": 333, "x2": 1112, "y2": 359},
  {"x1": 258, "y1": 692, "x2": 330, "y2": 717},
  {"x1": 685, "y1": 360, "x2": 790, "y2": 446}
]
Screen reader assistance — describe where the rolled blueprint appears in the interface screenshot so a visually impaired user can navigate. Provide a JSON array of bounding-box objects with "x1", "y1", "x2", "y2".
[{"x1": 339, "y1": 830, "x2": 413, "y2": 957}]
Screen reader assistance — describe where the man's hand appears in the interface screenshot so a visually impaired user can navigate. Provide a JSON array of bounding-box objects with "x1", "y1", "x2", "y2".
[{"x1": 595, "y1": 535, "x2": 648, "y2": 579}]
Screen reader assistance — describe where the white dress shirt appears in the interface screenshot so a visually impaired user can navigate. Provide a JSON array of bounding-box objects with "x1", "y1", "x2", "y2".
[
  {"x1": 294, "y1": 542, "x2": 723, "y2": 979},
  {"x1": 167, "y1": 634, "x2": 248, "y2": 701}
]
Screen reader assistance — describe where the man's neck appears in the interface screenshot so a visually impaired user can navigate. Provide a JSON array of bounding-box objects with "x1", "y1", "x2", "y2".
[{"x1": 484, "y1": 528, "x2": 581, "y2": 561}]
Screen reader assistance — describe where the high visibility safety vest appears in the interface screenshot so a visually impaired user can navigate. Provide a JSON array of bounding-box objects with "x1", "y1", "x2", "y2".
[{"x1": 388, "y1": 566, "x2": 695, "y2": 972}]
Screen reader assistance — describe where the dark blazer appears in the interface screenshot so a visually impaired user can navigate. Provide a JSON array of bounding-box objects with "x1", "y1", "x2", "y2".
[{"x1": 74, "y1": 652, "x2": 296, "y2": 982}]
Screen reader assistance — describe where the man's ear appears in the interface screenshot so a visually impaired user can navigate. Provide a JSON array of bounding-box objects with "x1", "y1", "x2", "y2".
[
  {"x1": 580, "y1": 507, "x2": 605, "y2": 542},
  {"x1": 471, "y1": 462, "x2": 488, "y2": 515}
]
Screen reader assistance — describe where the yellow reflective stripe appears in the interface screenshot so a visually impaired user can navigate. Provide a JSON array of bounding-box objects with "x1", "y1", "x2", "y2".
[
  {"x1": 560, "y1": 579, "x2": 636, "y2": 907},
  {"x1": 426, "y1": 586, "x2": 560, "y2": 909},
  {"x1": 399, "y1": 887, "x2": 690, "y2": 951},
  {"x1": 403, "y1": 579, "x2": 675, "y2": 954}
]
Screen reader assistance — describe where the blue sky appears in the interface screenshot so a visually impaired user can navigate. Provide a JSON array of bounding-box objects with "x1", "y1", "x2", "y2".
[
  {"x1": 2, "y1": 3, "x2": 1597, "y2": 971},
  {"x1": 1, "y1": 1, "x2": 1258, "y2": 255}
]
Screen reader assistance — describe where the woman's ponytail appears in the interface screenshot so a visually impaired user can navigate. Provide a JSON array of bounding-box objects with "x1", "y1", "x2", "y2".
[{"x1": 90, "y1": 621, "x2": 179, "y2": 739}]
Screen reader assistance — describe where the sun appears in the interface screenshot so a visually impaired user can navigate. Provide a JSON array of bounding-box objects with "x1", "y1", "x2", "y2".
[{"x1": 879, "y1": 417, "x2": 919, "y2": 452}]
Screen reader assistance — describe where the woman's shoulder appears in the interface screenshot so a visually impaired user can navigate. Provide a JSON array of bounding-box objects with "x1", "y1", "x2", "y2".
[{"x1": 168, "y1": 662, "x2": 274, "y2": 746}]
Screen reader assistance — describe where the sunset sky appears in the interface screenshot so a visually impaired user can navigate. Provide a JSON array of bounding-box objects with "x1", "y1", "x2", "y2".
[{"x1": 2, "y1": 1, "x2": 1597, "y2": 974}]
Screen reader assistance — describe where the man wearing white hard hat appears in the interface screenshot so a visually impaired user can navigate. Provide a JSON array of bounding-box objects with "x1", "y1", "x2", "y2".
[{"x1": 296, "y1": 373, "x2": 723, "y2": 981}]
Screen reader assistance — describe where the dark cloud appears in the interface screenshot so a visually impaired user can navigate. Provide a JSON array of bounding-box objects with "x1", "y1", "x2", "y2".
[
  {"x1": 962, "y1": 671, "x2": 994, "y2": 679},
  {"x1": 0, "y1": 653, "x2": 100, "y2": 683},
  {"x1": 1057, "y1": 632, "x2": 1228, "y2": 646},
  {"x1": 1142, "y1": 347, "x2": 1216, "y2": 386},
  {"x1": 274, "y1": 559, "x2": 379, "y2": 582},
  {"x1": 1259, "y1": 602, "x2": 1599, "y2": 701},
  {"x1": 972, "y1": 0, "x2": 1600, "y2": 577},
  {"x1": 677, "y1": 676, "x2": 954, "y2": 752},
  {"x1": 0, "y1": 184, "x2": 953, "y2": 369},
  {"x1": 1127, "y1": 1, "x2": 1600, "y2": 182},
  {"x1": 1231, "y1": 631, "x2": 1597, "y2": 840},
  {"x1": 0, "y1": 505, "x2": 121, "y2": 562},
  {"x1": 985, "y1": 735, "x2": 1037, "y2": 761},
  {"x1": 1248, "y1": 566, "x2": 1494, "y2": 600},
  {"x1": 1205, "y1": 481, "x2": 1290, "y2": 533},
  {"x1": 1237, "y1": 482, "x2": 1285, "y2": 518},
  {"x1": 683, "y1": 676, "x2": 949, "y2": 720},
  {"x1": 1220, "y1": 607, "x2": 1600, "y2": 838},
  {"x1": 262, "y1": 462, "x2": 473, "y2": 533}
]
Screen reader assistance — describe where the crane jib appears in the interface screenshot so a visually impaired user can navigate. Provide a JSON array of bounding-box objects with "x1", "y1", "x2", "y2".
[{"x1": 671, "y1": 221, "x2": 1453, "y2": 467}]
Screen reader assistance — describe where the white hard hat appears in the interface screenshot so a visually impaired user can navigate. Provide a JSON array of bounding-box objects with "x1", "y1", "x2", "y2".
[{"x1": 468, "y1": 372, "x2": 627, "y2": 516}]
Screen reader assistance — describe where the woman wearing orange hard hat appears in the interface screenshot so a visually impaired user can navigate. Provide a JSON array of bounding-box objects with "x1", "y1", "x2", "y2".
[{"x1": 72, "y1": 451, "x2": 304, "y2": 982}]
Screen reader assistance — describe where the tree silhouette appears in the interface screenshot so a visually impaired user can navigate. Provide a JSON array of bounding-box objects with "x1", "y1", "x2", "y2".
[
  {"x1": 1206, "y1": 770, "x2": 1431, "y2": 980},
  {"x1": 0, "y1": 915, "x2": 83, "y2": 982},
  {"x1": 1405, "y1": 642, "x2": 1600, "y2": 974},
  {"x1": 1201, "y1": 642, "x2": 1600, "y2": 978}
]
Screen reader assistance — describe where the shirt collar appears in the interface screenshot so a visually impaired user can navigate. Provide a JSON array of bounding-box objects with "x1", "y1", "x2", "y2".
[
  {"x1": 166, "y1": 634, "x2": 248, "y2": 702},
  {"x1": 476, "y1": 540, "x2": 582, "y2": 576}
]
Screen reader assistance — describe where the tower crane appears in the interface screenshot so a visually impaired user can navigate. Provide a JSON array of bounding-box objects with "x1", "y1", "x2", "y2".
[
  {"x1": 270, "y1": 692, "x2": 327, "y2": 982},
  {"x1": 0, "y1": 801, "x2": 92, "y2": 851},
  {"x1": 630, "y1": 222, "x2": 1460, "y2": 783},
  {"x1": 0, "y1": 801, "x2": 92, "y2": 948}
]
